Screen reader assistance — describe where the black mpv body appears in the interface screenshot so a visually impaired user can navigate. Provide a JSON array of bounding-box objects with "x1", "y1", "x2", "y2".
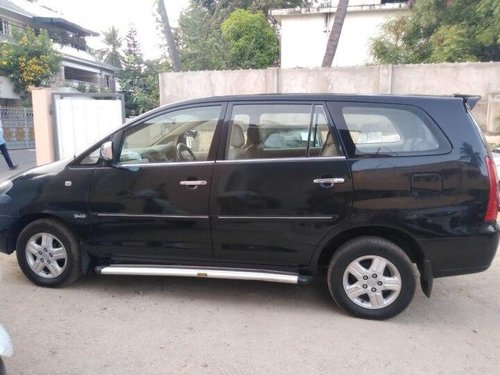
[{"x1": 0, "y1": 94, "x2": 498, "y2": 319}]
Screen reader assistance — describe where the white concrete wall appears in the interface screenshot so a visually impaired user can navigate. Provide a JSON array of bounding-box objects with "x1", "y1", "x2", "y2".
[
  {"x1": 279, "y1": 8, "x2": 405, "y2": 68},
  {"x1": 159, "y1": 62, "x2": 500, "y2": 132},
  {"x1": 275, "y1": 4, "x2": 407, "y2": 68}
]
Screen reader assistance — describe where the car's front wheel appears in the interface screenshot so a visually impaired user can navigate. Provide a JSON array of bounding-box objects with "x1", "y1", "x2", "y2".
[
  {"x1": 16, "y1": 219, "x2": 82, "y2": 287},
  {"x1": 327, "y1": 236, "x2": 416, "y2": 320}
]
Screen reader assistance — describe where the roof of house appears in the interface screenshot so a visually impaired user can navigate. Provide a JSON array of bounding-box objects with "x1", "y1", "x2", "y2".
[{"x1": 0, "y1": 0, "x2": 98, "y2": 36}]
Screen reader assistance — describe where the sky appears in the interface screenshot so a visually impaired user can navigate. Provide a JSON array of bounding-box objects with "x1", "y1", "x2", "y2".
[{"x1": 38, "y1": 0, "x2": 190, "y2": 59}]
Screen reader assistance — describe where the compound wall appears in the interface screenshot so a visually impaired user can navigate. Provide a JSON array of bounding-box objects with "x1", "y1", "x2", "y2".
[{"x1": 160, "y1": 62, "x2": 500, "y2": 133}]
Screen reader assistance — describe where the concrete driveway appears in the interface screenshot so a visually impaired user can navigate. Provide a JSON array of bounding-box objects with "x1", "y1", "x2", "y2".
[
  {"x1": 0, "y1": 250, "x2": 498, "y2": 375},
  {"x1": 0, "y1": 150, "x2": 498, "y2": 374}
]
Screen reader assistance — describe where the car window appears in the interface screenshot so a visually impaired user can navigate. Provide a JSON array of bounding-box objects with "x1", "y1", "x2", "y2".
[
  {"x1": 339, "y1": 105, "x2": 450, "y2": 157},
  {"x1": 226, "y1": 103, "x2": 340, "y2": 160},
  {"x1": 119, "y1": 106, "x2": 221, "y2": 164},
  {"x1": 78, "y1": 145, "x2": 102, "y2": 166}
]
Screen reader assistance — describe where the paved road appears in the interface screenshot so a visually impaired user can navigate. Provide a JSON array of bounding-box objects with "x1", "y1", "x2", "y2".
[
  {"x1": 0, "y1": 250, "x2": 499, "y2": 375},
  {"x1": 0, "y1": 148, "x2": 37, "y2": 182}
]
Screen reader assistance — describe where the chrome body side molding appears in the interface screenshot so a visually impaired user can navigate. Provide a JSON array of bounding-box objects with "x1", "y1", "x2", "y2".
[{"x1": 96, "y1": 265, "x2": 313, "y2": 284}]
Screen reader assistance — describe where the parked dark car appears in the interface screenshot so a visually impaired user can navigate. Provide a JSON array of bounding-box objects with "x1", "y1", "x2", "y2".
[
  {"x1": 492, "y1": 149, "x2": 500, "y2": 181},
  {"x1": 0, "y1": 94, "x2": 498, "y2": 319}
]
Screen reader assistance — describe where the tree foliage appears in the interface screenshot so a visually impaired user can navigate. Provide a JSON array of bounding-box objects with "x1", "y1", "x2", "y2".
[
  {"x1": 371, "y1": 0, "x2": 500, "y2": 64},
  {"x1": 118, "y1": 25, "x2": 170, "y2": 116},
  {"x1": 193, "y1": 0, "x2": 312, "y2": 23},
  {"x1": 177, "y1": 4, "x2": 229, "y2": 71},
  {"x1": 221, "y1": 9, "x2": 279, "y2": 69},
  {"x1": 0, "y1": 28, "x2": 62, "y2": 98},
  {"x1": 175, "y1": 0, "x2": 306, "y2": 71},
  {"x1": 99, "y1": 26, "x2": 123, "y2": 68}
]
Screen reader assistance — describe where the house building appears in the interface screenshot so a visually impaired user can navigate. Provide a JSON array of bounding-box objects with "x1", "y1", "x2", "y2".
[
  {"x1": 0, "y1": 0, "x2": 117, "y2": 107},
  {"x1": 271, "y1": 0, "x2": 409, "y2": 68}
]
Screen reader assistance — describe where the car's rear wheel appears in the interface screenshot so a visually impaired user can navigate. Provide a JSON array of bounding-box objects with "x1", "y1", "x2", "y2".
[
  {"x1": 327, "y1": 236, "x2": 416, "y2": 320},
  {"x1": 16, "y1": 219, "x2": 82, "y2": 287}
]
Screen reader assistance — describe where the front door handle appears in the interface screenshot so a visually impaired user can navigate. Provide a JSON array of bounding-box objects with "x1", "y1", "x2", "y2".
[
  {"x1": 313, "y1": 178, "x2": 345, "y2": 185},
  {"x1": 180, "y1": 180, "x2": 207, "y2": 190}
]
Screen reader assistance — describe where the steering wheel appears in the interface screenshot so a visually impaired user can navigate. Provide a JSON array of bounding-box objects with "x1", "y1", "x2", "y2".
[{"x1": 176, "y1": 143, "x2": 196, "y2": 161}]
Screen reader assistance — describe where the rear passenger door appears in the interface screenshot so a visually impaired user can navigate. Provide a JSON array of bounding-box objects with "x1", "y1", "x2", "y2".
[{"x1": 211, "y1": 101, "x2": 353, "y2": 267}]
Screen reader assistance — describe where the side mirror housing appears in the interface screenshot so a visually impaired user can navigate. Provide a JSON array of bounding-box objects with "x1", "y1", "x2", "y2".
[{"x1": 100, "y1": 141, "x2": 114, "y2": 162}]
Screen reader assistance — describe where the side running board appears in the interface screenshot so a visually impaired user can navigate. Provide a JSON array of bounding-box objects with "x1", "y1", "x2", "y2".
[{"x1": 95, "y1": 265, "x2": 313, "y2": 285}]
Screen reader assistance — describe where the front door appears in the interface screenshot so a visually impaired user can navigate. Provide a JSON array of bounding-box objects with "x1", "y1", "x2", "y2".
[
  {"x1": 87, "y1": 104, "x2": 224, "y2": 262},
  {"x1": 211, "y1": 102, "x2": 353, "y2": 267}
]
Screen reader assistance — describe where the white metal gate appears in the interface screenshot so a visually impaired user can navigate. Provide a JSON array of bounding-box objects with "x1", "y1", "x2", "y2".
[{"x1": 53, "y1": 93, "x2": 124, "y2": 159}]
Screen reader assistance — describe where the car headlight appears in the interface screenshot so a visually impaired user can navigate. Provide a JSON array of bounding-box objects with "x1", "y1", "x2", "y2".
[{"x1": 0, "y1": 180, "x2": 13, "y2": 195}]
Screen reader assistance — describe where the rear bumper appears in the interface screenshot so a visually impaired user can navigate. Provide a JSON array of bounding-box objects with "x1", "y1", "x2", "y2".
[{"x1": 420, "y1": 223, "x2": 499, "y2": 278}]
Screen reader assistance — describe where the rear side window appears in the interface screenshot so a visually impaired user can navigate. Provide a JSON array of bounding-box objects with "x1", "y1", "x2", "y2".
[
  {"x1": 331, "y1": 103, "x2": 451, "y2": 157},
  {"x1": 226, "y1": 103, "x2": 341, "y2": 160}
]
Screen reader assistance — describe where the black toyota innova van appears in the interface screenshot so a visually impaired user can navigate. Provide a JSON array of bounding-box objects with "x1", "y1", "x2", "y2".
[{"x1": 0, "y1": 94, "x2": 498, "y2": 319}]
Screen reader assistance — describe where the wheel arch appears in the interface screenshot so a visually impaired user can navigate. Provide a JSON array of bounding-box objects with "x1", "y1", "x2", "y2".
[
  {"x1": 10, "y1": 213, "x2": 91, "y2": 274},
  {"x1": 312, "y1": 225, "x2": 431, "y2": 296}
]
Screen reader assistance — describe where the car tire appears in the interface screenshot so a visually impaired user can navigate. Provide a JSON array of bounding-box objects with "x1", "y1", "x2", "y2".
[
  {"x1": 16, "y1": 219, "x2": 82, "y2": 287},
  {"x1": 327, "y1": 236, "x2": 416, "y2": 320}
]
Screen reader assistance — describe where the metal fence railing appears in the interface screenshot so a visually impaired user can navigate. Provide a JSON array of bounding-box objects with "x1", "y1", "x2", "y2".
[{"x1": 0, "y1": 107, "x2": 35, "y2": 149}]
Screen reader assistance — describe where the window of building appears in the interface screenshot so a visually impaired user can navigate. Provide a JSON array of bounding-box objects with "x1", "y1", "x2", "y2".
[{"x1": 1, "y1": 19, "x2": 10, "y2": 35}]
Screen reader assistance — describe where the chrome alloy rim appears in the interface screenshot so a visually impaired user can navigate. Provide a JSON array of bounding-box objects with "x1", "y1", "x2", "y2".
[
  {"x1": 342, "y1": 255, "x2": 402, "y2": 309},
  {"x1": 25, "y1": 232, "x2": 68, "y2": 278}
]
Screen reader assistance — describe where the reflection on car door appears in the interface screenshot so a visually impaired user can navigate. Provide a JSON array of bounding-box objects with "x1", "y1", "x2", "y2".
[
  {"x1": 87, "y1": 104, "x2": 224, "y2": 262},
  {"x1": 211, "y1": 102, "x2": 353, "y2": 267}
]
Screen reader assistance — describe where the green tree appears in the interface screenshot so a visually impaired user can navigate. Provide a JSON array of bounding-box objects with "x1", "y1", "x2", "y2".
[
  {"x1": 133, "y1": 59, "x2": 170, "y2": 114},
  {"x1": 174, "y1": 0, "x2": 311, "y2": 71},
  {"x1": 177, "y1": 3, "x2": 229, "y2": 71},
  {"x1": 119, "y1": 25, "x2": 144, "y2": 116},
  {"x1": 371, "y1": 0, "x2": 500, "y2": 64},
  {"x1": 118, "y1": 25, "x2": 170, "y2": 116},
  {"x1": 221, "y1": 9, "x2": 279, "y2": 69},
  {"x1": 99, "y1": 26, "x2": 123, "y2": 68},
  {"x1": 0, "y1": 28, "x2": 62, "y2": 98},
  {"x1": 194, "y1": 0, "x2": 312, "y2": 22}
]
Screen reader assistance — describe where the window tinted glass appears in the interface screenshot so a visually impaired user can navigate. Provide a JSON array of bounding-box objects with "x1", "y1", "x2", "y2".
[
  {"x1": 310, "y1": 105, "x2": 340, "y2": 157},
  {"x1": 119, "y1": 106, "x2": 221, "y2": 164},
  {"x1": 226, "y1": 104, "x2": 340, "y2": 160},
  {"x1": 78, "y1": 144, "x2": 102, "y2": 166},
  {"x1": 339, "y1": 105, "x2": 449, "y2": 157}
]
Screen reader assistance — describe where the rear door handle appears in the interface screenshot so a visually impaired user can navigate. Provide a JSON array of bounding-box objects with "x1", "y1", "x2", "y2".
[
  {"x1": 313, "y1": 178, "x2": 345, "y2": 185},
  {"x1": 180, "y1": 180, "x2": 207, "y2": 189}
]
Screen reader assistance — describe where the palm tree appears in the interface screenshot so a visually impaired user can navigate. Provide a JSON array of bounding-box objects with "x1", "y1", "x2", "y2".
[
  {"x1": 156, "y1": 0, "x2": 181, "y2": 72},
  {"x1": 100, "y1": 26, "x2": 123, "y2": 69},
  {"x1": 322, "y1": 0, "x2": 349, "y2": 67}
]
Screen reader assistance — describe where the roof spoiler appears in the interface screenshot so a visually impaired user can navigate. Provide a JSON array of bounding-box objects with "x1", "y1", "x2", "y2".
[{"x1": 453, "y1": 94, "x2": 481, "y2": 110}]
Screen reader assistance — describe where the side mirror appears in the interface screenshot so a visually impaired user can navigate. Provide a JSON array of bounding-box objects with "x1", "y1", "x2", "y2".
[{"x1": 100, "y1": 141, "x2": 114, "y2": 162}]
